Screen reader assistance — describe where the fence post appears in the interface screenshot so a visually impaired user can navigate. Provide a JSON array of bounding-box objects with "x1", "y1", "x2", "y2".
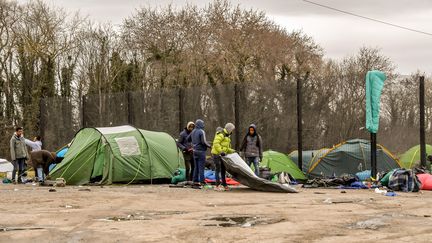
[
  {"x1": 178, "y1": 86, "x2": 184, "y2": 132},
  {"x1": 297, "y1": 71, "x2": 310, "y2": 170},
  {"x1": 234, "y1": 83, "x2": 240, "y2": 150},
  {"x1": 127, "y1": 92, "x2": 133, "y2": 125},
  {"x1": 82, "y1": 95, "x2": 86, "y2": 127},
  {"x1": 39, "y1": 98, "x2": 46, "y2": 149},
  {"x1": 420, "y1": 76, "x2": 426, "y2": 167}
]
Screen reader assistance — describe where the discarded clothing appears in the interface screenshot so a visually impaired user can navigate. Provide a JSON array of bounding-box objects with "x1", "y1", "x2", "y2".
[
  {"x1": 388, "y1": 169, "x2": 421, "y2": 192},
  {"x1": 303, "y1": 175, "x2": 357, "y2": 188}
]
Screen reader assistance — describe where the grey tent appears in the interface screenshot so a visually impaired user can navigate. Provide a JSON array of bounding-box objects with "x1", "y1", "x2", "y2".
[{"x1": 294, "y1": 139, "x2": 401, "y2": 178}]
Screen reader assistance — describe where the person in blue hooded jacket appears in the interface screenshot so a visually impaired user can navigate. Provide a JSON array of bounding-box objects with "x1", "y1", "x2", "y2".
[{"x1": 187, "y1": 119, "x2": 211, "y2": 188}]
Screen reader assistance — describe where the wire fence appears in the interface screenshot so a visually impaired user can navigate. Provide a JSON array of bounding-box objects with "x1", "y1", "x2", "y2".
[
  {"x1": 33, "y1": 80, "x2": 428, "y2": 160},
  {"x1": 39, "y1": 80, "x2": 303, "y2": 153}
]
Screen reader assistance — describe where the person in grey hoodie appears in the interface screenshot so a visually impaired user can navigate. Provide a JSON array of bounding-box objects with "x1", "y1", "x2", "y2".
[
  {"x1": 240, "y1": 124, "x2": 263, "y2": 176},
  {"x1": 10, "y1": 127, "x2": 29, "y2": 183},
  {"x1": 187, "y1": 119, "x2": 211, "y2": 188}
]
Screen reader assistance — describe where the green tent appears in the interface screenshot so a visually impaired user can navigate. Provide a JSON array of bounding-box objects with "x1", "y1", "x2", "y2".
[
  {"x1": 49, "y1": 125, "x2": 184, "y2": 185},
  {"x1": 261, "y1": 150, "x2": 306, "y2": 180},
  {"x1": 400, "y1": 144, "x2": 432, "y2": 168},
  {"x1": 302, "y1": 139, "x2": 401, "y2": 178}
]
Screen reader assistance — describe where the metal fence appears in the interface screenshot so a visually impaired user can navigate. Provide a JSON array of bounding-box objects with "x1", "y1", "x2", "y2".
[
  {"x1": 40, "y1": 80, "x2": 305, "y2": 153},
  {"x1": 38, "y1": 80, "x2": 426, "y2": 157}
]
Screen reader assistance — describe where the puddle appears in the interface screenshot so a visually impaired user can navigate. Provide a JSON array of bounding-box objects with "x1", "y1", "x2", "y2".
[
  {"x1": 350, "y1": 218, "x2": 387, "y2": 230},
  {"x1": 349, "y1": 215, "x2": 391, "y2": 230},
  {"x1": 203, "y1": 215, "x2": 284, "y2": 227},
  {"x1": 143, "y1": 211, "x2": 186, "y2": 216},
  {"x1": 102, "y1": 215, "x2": 151, "y2": 222},
  {"x1": 1, "y1": 227, "x2": 45, "y2": 232},
  {"x1": 97, "y1": 211, "x2": 187, "y2": 222}
]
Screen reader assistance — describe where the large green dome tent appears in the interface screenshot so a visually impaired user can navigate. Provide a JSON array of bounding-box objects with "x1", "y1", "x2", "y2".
[
  {"x1": 49, "y1": 125, "x2": 184, "y2": 185},
  {"x1": 295, "y1": 139, "x2": 401, "y2": 178}
]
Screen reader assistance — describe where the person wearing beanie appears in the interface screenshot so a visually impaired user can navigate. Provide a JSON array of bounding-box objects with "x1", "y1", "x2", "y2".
[
  {"x1": 188, "y1": 119, "x2": 211, "y2": 188},
  {"x1": 240, "y1": 124, "x2": 263, "y2": 176},
  {"x1": 211, "y1": 122, "x2": 236, "y2": 191},
  {"x1": 177, "y1": 121, "x2": 195, "y2": 181}
]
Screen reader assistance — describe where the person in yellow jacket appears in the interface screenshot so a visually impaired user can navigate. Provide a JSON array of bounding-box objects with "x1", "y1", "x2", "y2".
[{"x1": 211, "y1": 123, "x2": 235, "y2": 191}]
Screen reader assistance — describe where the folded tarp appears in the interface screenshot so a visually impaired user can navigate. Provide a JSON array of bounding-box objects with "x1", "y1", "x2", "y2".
[
  {"x1": 222, "y1": 153, "x2": 298, "y2": 193},
  {"x1": 205, "y1": 178, "x2": 240, "y2": 186}
]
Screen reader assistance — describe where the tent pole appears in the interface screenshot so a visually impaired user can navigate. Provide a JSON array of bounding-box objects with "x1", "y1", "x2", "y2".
[
  {"x1": 371, "y1": 133, "x2": 377, "y2": 178},
  {"x1": 419, "y1": 76, "x2": 426, "y2": 167}
]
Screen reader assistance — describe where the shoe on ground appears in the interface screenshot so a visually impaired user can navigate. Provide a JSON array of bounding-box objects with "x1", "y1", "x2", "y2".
[{"x1": 192, "y1": 183, "x2": 202, "y2": 189}]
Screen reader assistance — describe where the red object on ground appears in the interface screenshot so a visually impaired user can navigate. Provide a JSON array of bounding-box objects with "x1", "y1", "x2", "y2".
[
  {"x1": 417, "y1": 174, "x2": 432, "y2": 190},
  {"x1": 205, "y1": 178, "x2": 240, "y2": 186}
]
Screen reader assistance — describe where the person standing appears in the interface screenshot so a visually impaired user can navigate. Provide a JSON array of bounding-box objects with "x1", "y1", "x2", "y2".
[
  {"x1": 240, "y1": 124, "x2": 263, "y2": 176},
  {"x1": 25, "y1": 136, "x2": 42, "y2": 151},
  {"x1": 10, "y1": 127, "x2": 29, "y2": 183},
  {"x1": 188, "y1": 119, "x2": 211, "y2": 189},
  {"x1": 211, "y1": 123, "x2": 236, "y2": 191},
  {"x1": 177, "y1": 122, "x2": 195, "y2": 181}
]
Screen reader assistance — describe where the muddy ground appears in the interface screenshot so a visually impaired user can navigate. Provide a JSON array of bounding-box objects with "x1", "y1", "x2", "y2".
[{"x1": 0, "y1": 184, "x2": 431, "y2": 243}]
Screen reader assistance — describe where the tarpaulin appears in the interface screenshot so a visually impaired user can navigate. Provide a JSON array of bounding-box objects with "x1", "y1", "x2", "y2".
[{"x1": 222, "y1": 153, "x2": 298, "y2": 193}]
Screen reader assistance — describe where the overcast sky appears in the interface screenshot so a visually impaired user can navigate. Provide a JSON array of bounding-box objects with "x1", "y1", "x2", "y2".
[{"x1": 19, "y1": 0, "x2": 432, "y2": 74}]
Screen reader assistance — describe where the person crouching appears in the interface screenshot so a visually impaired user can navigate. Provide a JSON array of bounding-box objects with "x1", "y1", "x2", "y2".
[
  {"x1": 211, "y1": 123, "x2": 235, "y2": 191},
  {"x1": 28, "y1": 150, "x2": 63, "y2": 182}
]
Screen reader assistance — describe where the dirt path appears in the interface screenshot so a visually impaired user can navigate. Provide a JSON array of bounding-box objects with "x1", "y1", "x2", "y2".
[{"x1": 0, "y1": 184, "x2": 431, "y2": 243}]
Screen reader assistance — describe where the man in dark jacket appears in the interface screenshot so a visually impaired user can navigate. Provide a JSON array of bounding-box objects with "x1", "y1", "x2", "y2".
[
  {"x1": 240, "y1": 124, "x2": 263, "y2": 176},
  {"x1": 188, "y1": 119, "x2": 211, "y2": 188},
  {"x1": 177, "y1": 121, "x2": 195, "y2": 181},
  {"x1": 10, "y1": 127, "x2": 29, "y2": 183}
]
